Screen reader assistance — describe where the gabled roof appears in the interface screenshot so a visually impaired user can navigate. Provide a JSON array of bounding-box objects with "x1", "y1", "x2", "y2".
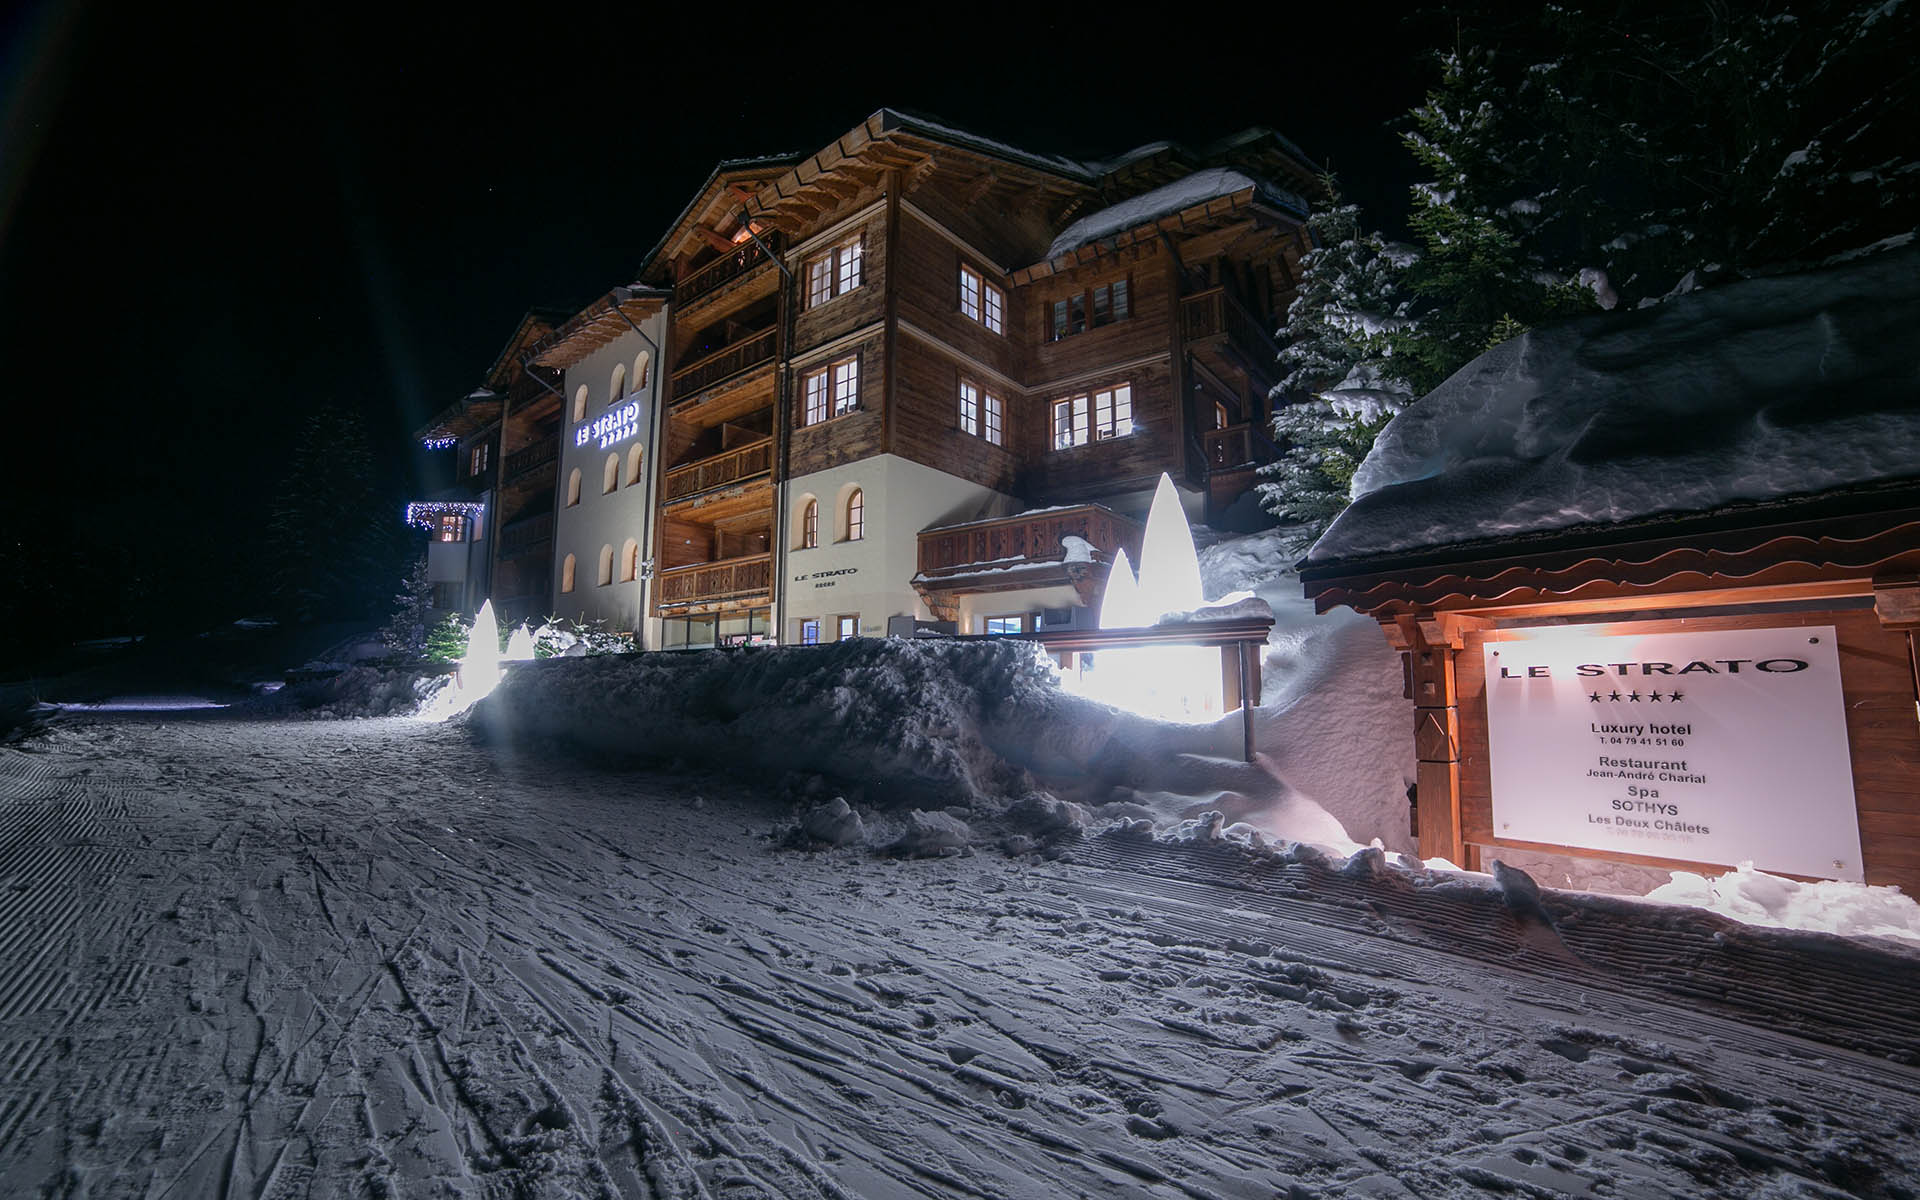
[
  {"x1": 481, "y1": 308, "x2": 571, "y2": 392},
  {"x1": 638, "y1": 156, "x2": 806, "y2": 280},
  {"x1": 525, "y1": 285, "x2": 670, "y2": 370}
]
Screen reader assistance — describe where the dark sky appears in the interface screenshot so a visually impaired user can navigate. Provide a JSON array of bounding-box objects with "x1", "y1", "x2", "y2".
[{"x1": 0, "y1": 1, "x2": 1438, "y2": 622}]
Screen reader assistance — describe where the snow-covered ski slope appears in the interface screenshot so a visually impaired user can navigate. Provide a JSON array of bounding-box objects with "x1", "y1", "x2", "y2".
[{"x1": 2, "y1": 715, "x2": 1917, "y2": 1198}]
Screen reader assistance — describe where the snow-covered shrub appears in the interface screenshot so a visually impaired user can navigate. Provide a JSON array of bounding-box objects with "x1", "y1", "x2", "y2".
[
  {"x1": 532, "y1": 616, "x2": 632, "y2": 659},
  {"x1": 424, "y1": 612, "x2": 471, "y2": 666}
]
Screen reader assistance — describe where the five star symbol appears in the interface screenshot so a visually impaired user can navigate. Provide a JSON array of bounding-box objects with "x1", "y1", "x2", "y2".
[{"x1": 1588, "y1": 690, "x2": 1685, "y2": 702}]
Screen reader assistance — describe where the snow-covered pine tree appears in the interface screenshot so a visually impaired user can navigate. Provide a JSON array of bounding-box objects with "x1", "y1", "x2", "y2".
[
  {"x1": 1257, "y1": 182, "x2": 1415, "y2": 550},
  {"x1": 1392, "y1": 48, "x2": 1597, "y2": 395},
  {"x1": 380, "y1": 555, "x2": 434, "y2": 659}
]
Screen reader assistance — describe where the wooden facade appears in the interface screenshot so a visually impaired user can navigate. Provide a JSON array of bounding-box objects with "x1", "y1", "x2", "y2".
[
  {"x1": 629, "y1": 109, "x2": 1315, "y2": 631},
  {"x1": 1302, "y1": 493, "x2": 1920, "y2": 894}
]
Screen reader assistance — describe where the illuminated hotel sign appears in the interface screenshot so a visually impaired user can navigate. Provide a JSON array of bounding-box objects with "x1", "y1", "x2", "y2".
[
  {"x1": 577, "y1": 401, "x2": 641, "y2": 450},
  {"x1": 1482, "y1": 624, "x2": 1862, "y2": 881}
]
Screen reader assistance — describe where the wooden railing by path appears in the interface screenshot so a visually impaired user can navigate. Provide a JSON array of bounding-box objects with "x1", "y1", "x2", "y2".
[
  {"x1": 660, "y1": 438, "x2": 773, "y2": 503},
  {"x1": 656, "y1": 553, "x2": 772, "y2": 607},
  {"x1": 670, "y1": 328, "x2": 776, "y2": 399},
  {"x1": 1180, "y1": 287, "x2": 1280, "y2": 371},
  {"x1": 916, "y1": 504, "x2": 1143, "y2": 578},
  {"x1": 503, "y1": 437, "x2": 557, "y2": 481},
  {"x1": 674, "y1": 237, "x2": 778, "y2": 307},
  {"x1": 1203, "y1": 421, "x2": 1279, "y2": 472},
  {"x1": 498, "y1": 511, "x2": 553, "y2": 559}
]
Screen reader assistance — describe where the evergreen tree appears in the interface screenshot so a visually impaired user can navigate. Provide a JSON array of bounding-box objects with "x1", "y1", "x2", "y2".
[
  {"x1": 379, "y1": 555, "x2": 434, "y2": 659},
  {"x1": 265, "y1": 406, "x2": 404, "y2": 623},
  {"x1": 1258, "y1": 183, "x2": 1416, "y2": 549}
]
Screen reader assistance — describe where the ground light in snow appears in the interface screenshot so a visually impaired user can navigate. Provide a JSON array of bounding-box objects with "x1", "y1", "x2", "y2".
[
  {"x1": 503, "y1": 623, "x2": 536, "y2": 663},
  {"x1": 421, "y1": 599, "x2": 503, "y2": 720},
  {"x1": 1073, "y1": 474, "x2": 1223, "y2": 723}
]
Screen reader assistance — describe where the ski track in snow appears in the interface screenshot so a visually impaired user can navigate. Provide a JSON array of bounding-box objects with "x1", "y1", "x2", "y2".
[{"x1": 0, "y1": 716, "x2": 1916, "y2": 1198}]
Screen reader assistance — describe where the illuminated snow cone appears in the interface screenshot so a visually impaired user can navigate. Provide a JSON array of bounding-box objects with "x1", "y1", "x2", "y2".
[
  {"x1": 503, "y1": 624, "x2": 536, "y2": 664},
  {"x1": 421, "y1": 599, "x2": 504, "y2": 720},
  {"x1": 1082, "y1": 475, "x2": 1224, "y2": 724}
]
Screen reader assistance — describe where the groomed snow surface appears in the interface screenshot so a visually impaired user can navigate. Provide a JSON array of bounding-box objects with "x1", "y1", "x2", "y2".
[{"x1": 6, "y1": 715, "x2": 1920, "y2": 1198}]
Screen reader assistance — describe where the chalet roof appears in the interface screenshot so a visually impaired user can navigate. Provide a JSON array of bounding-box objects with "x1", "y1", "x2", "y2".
[
  {"x1": 637, "y1": 156, "x2": 808, "y2": 279},
  {"x1": 524, "y1": 285, "x2": 670, "y2": 370},
  {"x1": 1300, "y1": 244, "x2": 1920, "y2": 579},
  {"x1": 480, "y1": 307, "x2": 570, "y2": 391},
  {"x1": 413, "y1": 386, "x2": 504, "y2": 443},
  {"x1": 1043, "y1": 168, "x2": 1307, "y2": 259}
]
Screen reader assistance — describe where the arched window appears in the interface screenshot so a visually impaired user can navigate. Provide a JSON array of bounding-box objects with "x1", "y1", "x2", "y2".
[
  {"x1": 620, "y1": 538, "x2": 640, "y2": 582},
  {"x1": 609, "y1": 363, "x2": 627, "y2": 404},
  {"x1": 572, "y1": 384, "x2": 589, "y2": 423},
  {"x1": 626, "y1": 442, "x2": 644, "y2": 487},
  {"x1": 845, "y1": 488, "x2": 864, "y2": 541},
  {"x1": 603, "y1": 453, "x2": 619, "y2": 494},
  {"x1": 634, "y1": 349, "x2": 651, "y2": 390},
  {"x1": 567, "y1": 467, "x2": 582, "y2": 507},
  {"x1": 597, "y1": 545, "x2": 614, "y2": 586},
  {"x1": 560, "y1": 554, "x2": 577, "y2": 593},
  {"x1": 799, "y1": 498, "x2": 819, "y2": 549}
]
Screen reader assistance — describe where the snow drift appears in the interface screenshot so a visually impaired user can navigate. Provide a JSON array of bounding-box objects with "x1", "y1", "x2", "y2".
[{"x1": 1311, "y1": 244, "x2": 1920, "y2": 563}]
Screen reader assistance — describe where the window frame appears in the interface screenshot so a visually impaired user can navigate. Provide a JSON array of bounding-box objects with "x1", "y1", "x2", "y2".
[
  {"x1": 1051, "y1": 382, "x2": 1134, "y2": 449},
  {"x1": 434, "y1": 513, "x2": 466, "y2": 543},
  {"x1": 1048, "y1": 275, "x2": 1131, "y2": 342},
  {"x1": 800, "y1": 498, "x2": 819, "y2": 549},
  {"x1": 800, "y1": 354, "x2": 860, "y2": 427},
  {"x1": 958, "y1": 263, "x2": 1005, "y2": 335},
  {"x1": 984, "y1": 615, "x2": 1029, "y2": 636},
  {"x1": 804, "y1": 236, "x2": 864, "y2": 309},
  {"x1": 845, "y1": 488, "x2": 864, "y2": 541},
  {"x1": 799, "y1": 618, "x2": 820, "y2": 645},
  {"x1": 836, "y1": 614, "x2": 860, "y2": 641},
  {"x1": 958, "y1": 379, "x2": 1004, "y2": 447}
]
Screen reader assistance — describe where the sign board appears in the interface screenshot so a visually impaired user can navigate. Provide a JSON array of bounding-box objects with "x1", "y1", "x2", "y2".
[
  {"x1": 1482, "y1": 624, "x2": 1862, "y2": 881},
  {"x1": 576, "y1": 401, "x2": 641, "y2": 450}
]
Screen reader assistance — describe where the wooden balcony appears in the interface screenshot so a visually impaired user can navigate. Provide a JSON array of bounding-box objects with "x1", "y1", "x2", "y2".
[
  {"x1": 1180, "y1": 287, "x2": 1280, "y2": 379},
  {"x1": 503, "y1": 436, "x2": 558, "y2": 482},
  {"x1": 1203, "y1": 421, "x2": 1279, "y2": 473},
  {"x1": 674, "y1": 237, "x2": 778, "y2": 308},
  {"x1": 671, "y1": 328, "x2": 776, "y2": 399},
  {"x1": 916, "y1": 504, "x2": 1143, "y2": 581},
  {"x1": 661, "y1": 437, "x2": 773, "y2": 503},
  {"x1": 656, "y1": 553, "x2": 772, "y2": 608},
  {"x1": 498, "y1": 511, "x2": 553, "y2": 560}
]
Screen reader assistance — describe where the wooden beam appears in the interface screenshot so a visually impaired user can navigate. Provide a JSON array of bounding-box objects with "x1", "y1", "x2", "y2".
[
  {"x1": 695, "y1": 227, "x2": 735, "y2": 254},
  {"x1": 728, "y1": 184, "x2": 758, "y2": 204}
]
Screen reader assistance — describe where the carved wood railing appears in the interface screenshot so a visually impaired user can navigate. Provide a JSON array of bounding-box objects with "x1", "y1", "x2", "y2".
[
  {"x1": 670, "y1": 328, "x2": 776, "y2": 399},
  {"x1": 675, "y1": 237, "x2": 778, "y2": 307},
  {"x1": 503, "y1": 437, "x2": 557, "y2": 481},
  {"x1": 656, "y1": 553, "x2": 773, "y2": 606},
  {"x1": 660, "y1": 437, "x2": 773, "y2": 503},
  {"x1": 915, "y1": 504, "x2": 1143, "y2": 578}
]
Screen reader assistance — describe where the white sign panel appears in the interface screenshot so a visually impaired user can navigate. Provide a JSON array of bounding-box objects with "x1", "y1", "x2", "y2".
[{"x1": 1482, "y1": 624, "x2": 1862, "y2": 881}]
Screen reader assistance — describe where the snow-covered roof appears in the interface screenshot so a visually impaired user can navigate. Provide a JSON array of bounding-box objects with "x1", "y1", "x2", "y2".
[
  {"x1": 1045, "y1": 168, "x2": 1307, "y2": 260},
  {"x1": 1305, "y1": 245, "x2": 1920, "y2": 567}
]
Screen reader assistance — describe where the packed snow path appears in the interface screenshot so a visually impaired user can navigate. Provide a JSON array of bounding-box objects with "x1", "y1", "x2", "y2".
[{"x1": 1, "y1": 717, "x2": 1917, "y2": 1198}]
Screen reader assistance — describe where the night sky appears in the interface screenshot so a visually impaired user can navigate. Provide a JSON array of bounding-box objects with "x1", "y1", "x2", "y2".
[{"x1": 0, "y1": 3, "x2": 1438, "y2": 632}]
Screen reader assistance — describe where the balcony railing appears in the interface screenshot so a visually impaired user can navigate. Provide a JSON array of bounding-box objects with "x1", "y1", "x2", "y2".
[
  {"x1": 671, "y1": 328, "x2": 776, "y2": 399},
  {"x1": 916, "y1": 504, "x2": 1143, "y2": 579},
  {"x1": 656, "y1": 553, "x2": 772, "y2": 607},
  {"x1": 661, "y1": 437, "x2": 773, "y2": 503},
  {"x1": 675, "y1": 237, "x2": 778, "y2": 307},
  {"x1": 1180, "y1": 287, "x2": 1280, "y2": 373},
  {"x1": 503, "y1": 437, "x2": 557, "y2": 482},
  {"x1": 498, "y1": 511, "x2": 553, "y2": 559},
  {"x1": 1202, "y1": 422, "x2": 1279, "y2": 472}
]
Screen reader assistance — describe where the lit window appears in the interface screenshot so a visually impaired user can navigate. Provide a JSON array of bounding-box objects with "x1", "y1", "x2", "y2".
[
  {"x1": 801, "y1": 356, "x2": 859, "y2": 426},
  {"x1": 1050, "y1": 277, "x2": 1130, "y2": 341},
  {"x1": 634, "y1": 349, "x2": 651, "y2": 389},
  {"x1": 985, "y1": 616, "x2": 1025, "y2": 635},
  {"x1": 846, "y1": 488, "x2": 863, "y2": 541},
  {"x1": 800, "y1": 499, "x2": 818, "y2": 549},
  {"x1": 572, "y1": 385, "x2": 588, "y2": 422},
  {"x1": 959, "y1": 265, "x2": 1004, "y2": 334},
  {"x1": 805, "y1": 237, "x2": 863, "y2": 308},
  {"x1": 837, "y1": 615, "x2": 859, "y2": 640},
  {"x1": 620, "y1": 538, "x2": 639, "y2": 583},
  {"x1": 1052, "y1": 383, "x2": 1133, "y2": 449},
  {"x1": 959, "y1": 380, "x2": 1003, "y2": 446},
  {"x1": 626, "y1": 443, "x2": 644, "y2": 486},
  {"x1": 800, "y1": 618, "x2": 820, "y2": 645},
  {"x1": 470, "y1": 443, "x2": 489, "y2": 476},
  {"x1": 597, "y1": 544, "x2": 614, "y2": 586},
  {"x1": 609, "y1": 362, "x2": 627, "y2": 404},
  {"x1": 435, "y1": 514, "x2": 466, "y2": 543}
]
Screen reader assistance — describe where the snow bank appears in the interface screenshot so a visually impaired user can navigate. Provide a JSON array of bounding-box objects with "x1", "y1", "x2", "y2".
[
  {"x1": 1312, "y1": 244, "x2": 1920, "y2": 563},
  {"x1": 1647, "y1": 862, "x2": 1920, "y2": 943}
]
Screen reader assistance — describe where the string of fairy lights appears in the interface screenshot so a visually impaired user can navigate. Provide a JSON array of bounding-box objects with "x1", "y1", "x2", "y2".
[{"x1": 403, "y1": 501, "x2": 487, "y2": 531}]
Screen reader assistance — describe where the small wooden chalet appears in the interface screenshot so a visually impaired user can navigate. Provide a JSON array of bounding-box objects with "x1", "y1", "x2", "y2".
[{"x1": 1299, "y1": 248, "x2": 1920, "y2": 894}]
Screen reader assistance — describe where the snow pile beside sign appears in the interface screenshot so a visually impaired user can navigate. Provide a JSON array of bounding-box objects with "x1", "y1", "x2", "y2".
[
  {"x1": 1647, "y1": 862, "x2": 1920, "y2": 944},
  {"x1": 1310, "y1": 244, "x2": 1920, "y2": 562}
]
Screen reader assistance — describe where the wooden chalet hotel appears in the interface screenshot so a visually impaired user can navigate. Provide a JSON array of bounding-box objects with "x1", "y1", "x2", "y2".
[{"x1": 414, "y1": 109, "x2": 1317, "y2": 646}]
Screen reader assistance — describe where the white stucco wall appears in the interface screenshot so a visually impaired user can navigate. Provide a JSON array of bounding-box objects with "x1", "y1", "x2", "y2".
[
  {"x1": 781, "y1": 455, "x2": 1017, "y2": 642},
  {"x1": 550, "y1": 316, "x2": 665, "y2": 639}
]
